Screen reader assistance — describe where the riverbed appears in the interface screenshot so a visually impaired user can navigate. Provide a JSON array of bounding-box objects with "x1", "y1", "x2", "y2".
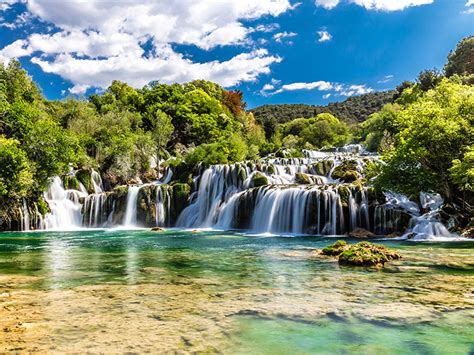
[{"x1": 0, "y1": 229, "x2": 473, "y2": 353}]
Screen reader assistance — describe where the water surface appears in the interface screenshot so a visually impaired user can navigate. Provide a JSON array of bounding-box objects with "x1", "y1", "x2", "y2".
[{"x1": 0, "y1": 229, "x2": 472, "y2": 353}]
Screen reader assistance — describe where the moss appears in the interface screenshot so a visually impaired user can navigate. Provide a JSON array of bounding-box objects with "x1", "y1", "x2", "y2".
[
  {"x1": 322, "y1": 241, "x2": 401, "y2": 267},
  {"x1": 337, "y1": 186, "x2": 350, "y2": 207},
  {"x1": 331, "y1": 160, "x2": 359, "y2": 182},
  {"x1": 63, "y1": 175, "x2": 81, "y2": 191},
  {"x1": 338, "y1": 242, "x2": 401, "y2": 267},
  {"x1": 252, "y1": 172, "x2": 269, "y2": 187},
  {"x1": 314, "y1": 160, "x2": 334, "y2": 176},
  {"x1": 36, "y1": 197, "x2": 50, "y2": 215},
  {"x1": 266, "y1": 164, "x2": 276, "y2": 175},
  {"x1": 295, "y1": 172, "x2": 312, "y2": 185},
  {"x1": 321, "y1": 240, "x2": 348, "y2": 256},
  {"x1": 76, "y1": 169, "x2": 93, "y2": 193}
]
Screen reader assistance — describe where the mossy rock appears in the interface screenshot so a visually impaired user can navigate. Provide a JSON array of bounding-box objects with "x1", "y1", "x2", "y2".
[
  {"x1": 337, "y1": 186, "x2": 351, "y2": 207},
  {"x1": 295, "y1": 172, "x2": 312, "y2": 185},
  {"x1": 321, "y1": 240, "x2": 348, "y2": 256},
  {"x1": 63, "y1": 175, "x2": 81, "y2": 191},
  {"x1": 331, "y1": 160, "x2": 359, "y2": 182},
  {"x1": 76, "y1": 169, "x2": 93, "y2": 193},
  {"x1": 314, "y1": 160, "x2": 334, "y2": 176},
  {"x1": 338, "y1": 241, "x2": 401, "y2": 267},
  {"x1": 251, "y1": 172, "x2": 269, "y2": 187}
]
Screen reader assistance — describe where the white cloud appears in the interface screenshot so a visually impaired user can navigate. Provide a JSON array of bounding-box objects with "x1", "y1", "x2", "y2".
[
  {"x1": 317, "y1": 30, "x2": 332, "y2": 42},
  {"x1": 277, "y1": 81, "x2": 334, "y2": 92},
  {"x1": 31, "y1": 48, "x2": 281, "y2": 94},
  {"x1": 273, "y1": 31, "x2": 297, "y2": 43},
  {"x1": 0, "y1": 0, "x2": 294, "y2": 91},
  {"x1": 315, "y1": 0, "x2": 341, "y2": 9},
  {"x1": 315, "y1": 0, "x2": 433, "y2": 11},
  {"x1": 463, "y1": 0, "x2": 474, "y2": 14},
  {"x1": 337, "y1": 84, "x2": 373, "y2": 96},
  {"x1": 255, "y1": 23, "x2": 280, "y2": 33},
  {"x1": 377, "y1": 74, "x2": 394, "y2": 83},
  {"x1": 267, "y1": 80, "x2": 373, "y2": 97}
]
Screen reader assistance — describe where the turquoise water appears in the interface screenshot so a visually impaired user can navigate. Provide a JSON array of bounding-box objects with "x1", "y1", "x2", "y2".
[{"x1": 0, "y1": 229, "x2": 473, "y2": 353}]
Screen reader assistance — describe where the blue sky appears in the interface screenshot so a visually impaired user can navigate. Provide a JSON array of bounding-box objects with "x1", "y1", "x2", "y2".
[{"x1": 0, "y1": 0, "x2": 472, "y2": 108}]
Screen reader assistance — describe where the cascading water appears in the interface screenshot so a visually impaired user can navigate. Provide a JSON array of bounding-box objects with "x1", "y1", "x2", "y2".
[
  {"x1": 23, "y1": 146, "x2": 461, "y2": 240},
  {"x1": 123, "y1": 186, "x2": 140, "y2": 227},
  {"x1": 402, "y1": 193, "x2": 459, "y2": 241},
  {"x1": 43, "y1": 176, "x2": 85, "y2": 230}
]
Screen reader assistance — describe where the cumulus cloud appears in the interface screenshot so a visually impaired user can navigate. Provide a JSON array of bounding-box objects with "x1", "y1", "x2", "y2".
[
  {"x1": 463, "y1": 0, "x2": 474, "y2": 14},
  {"x1": 266, "y1": 80, "x2": 373, "y2": 97},
  {"x1": 317, "y1": 30, "x2": 332, "y2": 42},
  {"x1": 0, "y1": 0, "x2": 295, "y2": 92},
  {"x1": 315, "y1": 0, "x2": 433, "y2": 11}
]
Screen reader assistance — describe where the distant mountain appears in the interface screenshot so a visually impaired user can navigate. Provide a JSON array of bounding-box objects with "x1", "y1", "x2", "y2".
[{"x1": 250, "y1": 91, "x2": 395, "y2": 137}]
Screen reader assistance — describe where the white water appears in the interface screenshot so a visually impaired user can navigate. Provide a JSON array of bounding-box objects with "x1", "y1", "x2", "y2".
[
  {"x1": 402, "y1": 193, "x2": 459, "y2": 241},
  {"x1": 123, "y1": 185, "x2": 140, "y2": 227},
  {"x1": 43, "y1": 176, "x2": 85, "y2": 230}
]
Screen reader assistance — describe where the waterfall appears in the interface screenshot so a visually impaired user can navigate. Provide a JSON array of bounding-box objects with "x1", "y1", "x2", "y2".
[
  {"x1": 402, "y1": 193, "x2": 458, "y2": 241},
  {"x1": 43, "y1": 176, "x2": 85, "y2": 230},
  {"x1": 91, "y1": 169, "x2": 104, "y2": 193},
  {"x1": 123, "y1": 186, "x2": 140, "y2": 227},
  {"x1": 155, "y1": 187, "x2": 166, "y2": 227},
  {"x1": 21, "y1": 199, "x2": 30, "y2": 231}
]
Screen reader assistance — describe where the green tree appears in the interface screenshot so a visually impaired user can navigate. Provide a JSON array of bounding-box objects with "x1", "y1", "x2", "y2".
[
  {"x1": 444, "y1": 36, "x2": 474, "y2": 77},
  {"x1": 375, "y1": 79, "x2": 474, "y2": 198},
  {"x1": 0, "y1": 136, "x2": 33, "y2": 199}
]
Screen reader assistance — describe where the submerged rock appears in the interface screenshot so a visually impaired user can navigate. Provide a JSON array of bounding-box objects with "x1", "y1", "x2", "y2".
[
  {"x1": 321, "y1": 240, "x2": 348, "y2": 256},
  {"x1": 321, "y1": 240, "x2": 401, "y2": 267},
  {"x1": 151, "y1": 227, "x2": 165, "y2": 232},
  {"x1": 339, "y1": 242, "x2": 401, "y2": 267},
  {"x1": 349, "y1": 228, "x2": 375, "y2": 239}
]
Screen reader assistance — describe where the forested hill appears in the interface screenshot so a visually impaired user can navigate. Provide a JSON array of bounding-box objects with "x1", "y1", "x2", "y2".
[{"x1": 251, "y1": 90, "x2": 395, "y2": 134}]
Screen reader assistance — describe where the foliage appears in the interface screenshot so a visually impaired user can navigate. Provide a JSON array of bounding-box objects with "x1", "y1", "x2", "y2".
[
  {"x1": 251, "y1": 91, "x2": 395, "y2": 138},
  {"x1": 0, "y1": 136, "x2": 32, "y2": 200},
  {"x1": 280, "y1": 113, "x2": 351, "y2": 149},
  {"x1": 417, "y1": 69, "x2": 442, "y2": 91},
  {"x1": 375, "y1": 79, "x2": 474, "y2": 198},
  {"x1": 444, "y1": 36, "x2": 474, "y2": 77},
  {"x1": 449, "y1": 146, "x2": 474, "y2": 192}
]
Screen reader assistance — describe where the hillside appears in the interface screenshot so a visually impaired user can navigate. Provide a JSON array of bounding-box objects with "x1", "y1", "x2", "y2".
[{"x1": 251, "y1": 90, "x2": 395, "y2": 137}]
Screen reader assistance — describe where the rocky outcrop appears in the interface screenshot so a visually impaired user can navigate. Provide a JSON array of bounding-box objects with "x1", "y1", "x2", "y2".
[{"x1": 321, "y1": 240, "x2": 401, "y2": 267}]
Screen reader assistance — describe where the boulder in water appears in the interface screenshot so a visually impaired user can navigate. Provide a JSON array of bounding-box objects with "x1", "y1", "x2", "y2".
[
  {"x1": 331, "y1": 160, "x2": 359, "y2": 182},
  {"x1": 349, "y1": 228, "x2": 375, "y2": 239},
  {"x1": 321, "y1": 240, "x2": 401, "y2": 267},
  {"x1": 338, "y1": 242, "x2": 401, "y2": 267},
  {"x1": 295, "y1": 172, "x2": 312, "y2": 185},
  {"x1": 321, "y1": 240, "x2": 348, "y2": 256},
  {"x1": 151, "y1": 227, "x2": 165, "y2": 232},
  {"x1": 251, "y1": 172, "x2": 269, "y2": 187}
]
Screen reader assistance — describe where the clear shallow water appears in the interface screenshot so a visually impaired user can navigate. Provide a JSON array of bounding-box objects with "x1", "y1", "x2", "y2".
[{"x1": 0, "y1": 229, "x2": 473, "y2": 353}]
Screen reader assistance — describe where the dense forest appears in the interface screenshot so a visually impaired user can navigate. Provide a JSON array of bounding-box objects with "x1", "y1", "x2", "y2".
[
  {"x1": 0, "y1": 35, "x2": 473, "y2": 232},
  {"x1": 251, "y1": 90, "x2": 395, "y2": 138}
]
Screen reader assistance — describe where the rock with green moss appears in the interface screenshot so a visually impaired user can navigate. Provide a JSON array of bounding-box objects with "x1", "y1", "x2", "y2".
[
  {"x1": 331, "y1": 160, "x2": 359, "y2": 183},
  {"x1": 63, "y1": 175, "x2": 81, "y2": 191},
  {"x1": 321, "y1": 240, "x2": 401, "y2": 267},
  {"x1": 76, "y1": 169, "x2": 93, "y2": 193},
  {"x1": 295, "y1": 172, "x2": 312, "y2": 185},
  {"x1": 313, "y1": 160, "x2": 334, "y2": 176},
  {"x1": 251, "y1": 172, "x2": 269, "y2": 187},
  {"x1": 321, "y1": 240, "x2": 348, "y2": 256},
  {"x1": 338, "y1": 241, "x2": 401, "y2": 267}
]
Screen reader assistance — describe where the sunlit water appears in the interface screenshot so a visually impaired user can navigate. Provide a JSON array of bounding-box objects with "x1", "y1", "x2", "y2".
[{"x1": 0, "y1": 229, "x2": 473, "y2": 353}]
